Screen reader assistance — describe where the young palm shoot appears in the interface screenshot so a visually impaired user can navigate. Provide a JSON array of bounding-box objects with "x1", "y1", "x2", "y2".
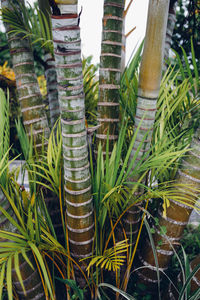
[
  {"x1": 49, "y1": 0, "x2": 94, "y2": 287},
  {"x1": 0, "y1": 88, "x2": 16, "y2": 235}
]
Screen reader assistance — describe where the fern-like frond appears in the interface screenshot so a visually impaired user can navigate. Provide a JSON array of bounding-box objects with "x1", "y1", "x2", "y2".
[
  {"x1": 86, "y1": 240, "x2": 129, "y2": 275},
  {"x1": 1, "y1": 3, "x2": 53, "y2": 55}
]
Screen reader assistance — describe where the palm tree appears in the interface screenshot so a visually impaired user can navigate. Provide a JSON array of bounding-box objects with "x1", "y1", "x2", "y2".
[
  {"x1": 96, "y1": 0, "x2": 125, "y2": 153},
  {"x1": 137, "y1": 128, "x2": 200, "y2": 292},
  {"x1": 0, "y1": 88, "x2": 46, "y2": 300},
  {"x1": 121, "y1": 0, "x2": 170, "y2": 244},
  {"x1": 38, "y1": 0, "x2": 60, "y2": 129},
  {"x1": 1, "y1": 0, "x2": 50, "y2": 150},
  {"x1": 48, "y1": 0, "x2": 94, "y2": 285},
  {"x1": 164, "y1": 254, "x2": 200, "y2": 299},
  {"x1": 164, "y1": 0, "x2": 178, "y2": 63}
]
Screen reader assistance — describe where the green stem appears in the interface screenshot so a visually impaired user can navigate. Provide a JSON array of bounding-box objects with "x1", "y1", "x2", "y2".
[
  {"x1": 96, "y1": 0, "x2": 125, "y2": 153},
  {"x1": 50, "y1": 1, "x2": 94, "y2": 286}
]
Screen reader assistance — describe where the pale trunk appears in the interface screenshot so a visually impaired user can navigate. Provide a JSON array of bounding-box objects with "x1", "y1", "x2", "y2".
[
  {"x1": 122, "y1": 0, "x2": 170, "y2": 244},
  {"x1": 50, "y1": 0, "x2": 94, "y2": 285},
  {"x1": 96, "y1": 0, "x2": 125, "y2": 153},
  {"x1": 1, "y1": 0, "x2": 50, "y2": 150}
]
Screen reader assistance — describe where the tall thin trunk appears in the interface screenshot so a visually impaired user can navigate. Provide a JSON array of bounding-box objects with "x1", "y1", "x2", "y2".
[
  {"x1": 1, "y1": 0, "x2": 50, "y2": 150},
  {"x1": 122, "y1": 0, "x2": 170, "y2": 244},
  {"x1": 96, "y1": 0, "x2": 125, "y2": 153},
  {"x1": 164, "y1": 0, "x2": 178, "y2": 63},
  {"x1": 137, "y1": 130, "x2": 200, "y2": 292},
  {"x1": 38, "y1": 0, "x2": 60, "y2": 129},
  {"x1": 49, "y1": 0, "x2": 94, "y2": 286}
]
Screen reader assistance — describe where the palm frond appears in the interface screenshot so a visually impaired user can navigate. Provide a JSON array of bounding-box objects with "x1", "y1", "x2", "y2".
[
  {"x1": 1, "y1": 3, "x2": 53, "y2": 54},
  {"x1": 0, "y1": 89, "x2": 10, "y2": 187},
  {"x1": 86, "y1": 240, "x2": 129, "y2": 275}
]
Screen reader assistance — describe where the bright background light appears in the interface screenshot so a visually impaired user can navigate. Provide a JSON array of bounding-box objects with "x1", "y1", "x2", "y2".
[
  {"x1": 78, "y1": 0, "x2": 149, "y2": 64},
  {"x1": 0, "y1": 0, "x2": 149, "y2": 65}
]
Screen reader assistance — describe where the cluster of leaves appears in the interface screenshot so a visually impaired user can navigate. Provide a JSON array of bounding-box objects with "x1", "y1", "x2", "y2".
[
  {"x1": 172, "y1": 0, "x2": 200, "y2": 70},
  {"x1": 83, "y1": 56, "x2": 99, "y2": 125}
]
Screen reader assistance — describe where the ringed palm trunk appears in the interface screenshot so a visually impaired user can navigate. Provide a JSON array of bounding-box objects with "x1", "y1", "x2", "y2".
[
  {"x1": 1, "y1": 0, "x2": 50, "y2": 150},
  {"x1": 137, "y1": 131, "x2": 200, "y2": 293},
  {"x1": 38, "y1": 0, "x2": 60, "y2": 129},
  {"x1": 120, "y1": 0, "x2": 170, "y2": 244},
  {"x1": 96, "y1": 0, "x2": 125, "y2": 153},
  {"x1": 11, "y1": 253, "x2": 45, "y2": 300},
  {"x1": 165, "y1": 254, "x2": 200, "y2": 299},
  {"x1": 0, "y1": 189, "x2": 15, "y2": 236},
  {"x1": 0, "y1": 189, "x2": 45, "y2": 299},
  {"x1": 164, "y1": 0, "x2": 178, "y2": 63},
  {"x1": 50, "y1": 0, "x2": 94, "y2": 286}
]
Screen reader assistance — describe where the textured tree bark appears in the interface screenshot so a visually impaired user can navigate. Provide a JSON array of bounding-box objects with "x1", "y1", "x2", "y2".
[
  {"x1": 96, "y1": 0, "x2": 125, "y2": 153},
  {"x1": 44, "y1": 52, "x2": 60, "y2": 128},
  {"x1": 1, "y1": 0, "x2": 50, "y2": 150},
  {"x1": 164, "y1": 254, "x2": 200, "y2": 299},
  {"x1": 0, "y1": 189, "x2": 46, "y2": 300},
  {"x1": 11, "y1": 252, "x2": 45, "y2": 300},
  {"x1": 50, "y1": 0, "x2": 94, "y2": 286},
  {"x1": 122, "y1": 0, "x2": 170, "y2": 245},
  {"x1": 164, "y1": 0, "x2": 178, "y2": 63},
  {"x1": 137, "y1": 131, "x2": 200, "y2": 293},
  {"x1": 0, "y1": 190, "x2": 15, "y2": 236},
  {"x1": 38, "y1": 0, "x2": 60, "y2": 129}
]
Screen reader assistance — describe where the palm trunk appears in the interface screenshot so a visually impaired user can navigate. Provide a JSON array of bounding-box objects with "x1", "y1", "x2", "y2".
[
  {"x1": 49, "y1": 0, "x2": 94, "y2": 285},
  {"x1": 38, "y1": 0, "x2": 60, "y2": 129},
  {"x1": 0, "y1": 190, "x2": 15, "y2": 235},
  {"x1": 137, "y1": 130, "x2": 200, "y2": 292},
  {"x1": 122, "y1": 0, "x2": 170, "y2": 244},
  {"x1": 164, "y1": 0, "x2": 178, "y2": 64},
  {"x1": 12, "y1": 252, "x2": 45, "y2": 300},
  {"x1": 1, "y1": 0, "x2": 50, "y2": 150},
  {"x1": 96, "y1": 0, "x2": 125, "y2": 153},
  {"x1": 164, "y1": 254, "x2": 200, "y2": 299}
]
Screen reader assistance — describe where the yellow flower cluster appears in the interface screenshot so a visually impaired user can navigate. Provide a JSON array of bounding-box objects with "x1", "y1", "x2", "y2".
[
  {"x1": 37, "y1": 75, "x2": 47, "y2": 97},
  {"x1": 0, "y1": 61, "x2": 47, "y2": 96},
  {"x1": 0, "y1": 61, "x2": 15, "y2": 81}
]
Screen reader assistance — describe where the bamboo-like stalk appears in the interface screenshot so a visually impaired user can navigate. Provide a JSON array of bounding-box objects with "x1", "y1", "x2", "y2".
[
  {"x1": 38, "y1": 0, "x2": 60, "y2": 129},
  {"x1": 50, "y1": 0, "x2": 94, "y2": 285},
  {"x1": 96, "y1": 0, "x2": 125, "y2": 153},
  {"x1": 1, "y1": 0, "x2": 50, "y2": 150},
  {"x1": 137, "y1": 132, "x2": 200, "y2": 292},
  {"x1": 122, "y1": 0, "x2": 170, "y2": 244}
]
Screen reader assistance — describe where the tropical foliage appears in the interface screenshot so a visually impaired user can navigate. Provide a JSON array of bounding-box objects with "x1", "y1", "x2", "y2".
[{"x1": 0, "y1": 0, "x2": 199, "y2": 299}]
